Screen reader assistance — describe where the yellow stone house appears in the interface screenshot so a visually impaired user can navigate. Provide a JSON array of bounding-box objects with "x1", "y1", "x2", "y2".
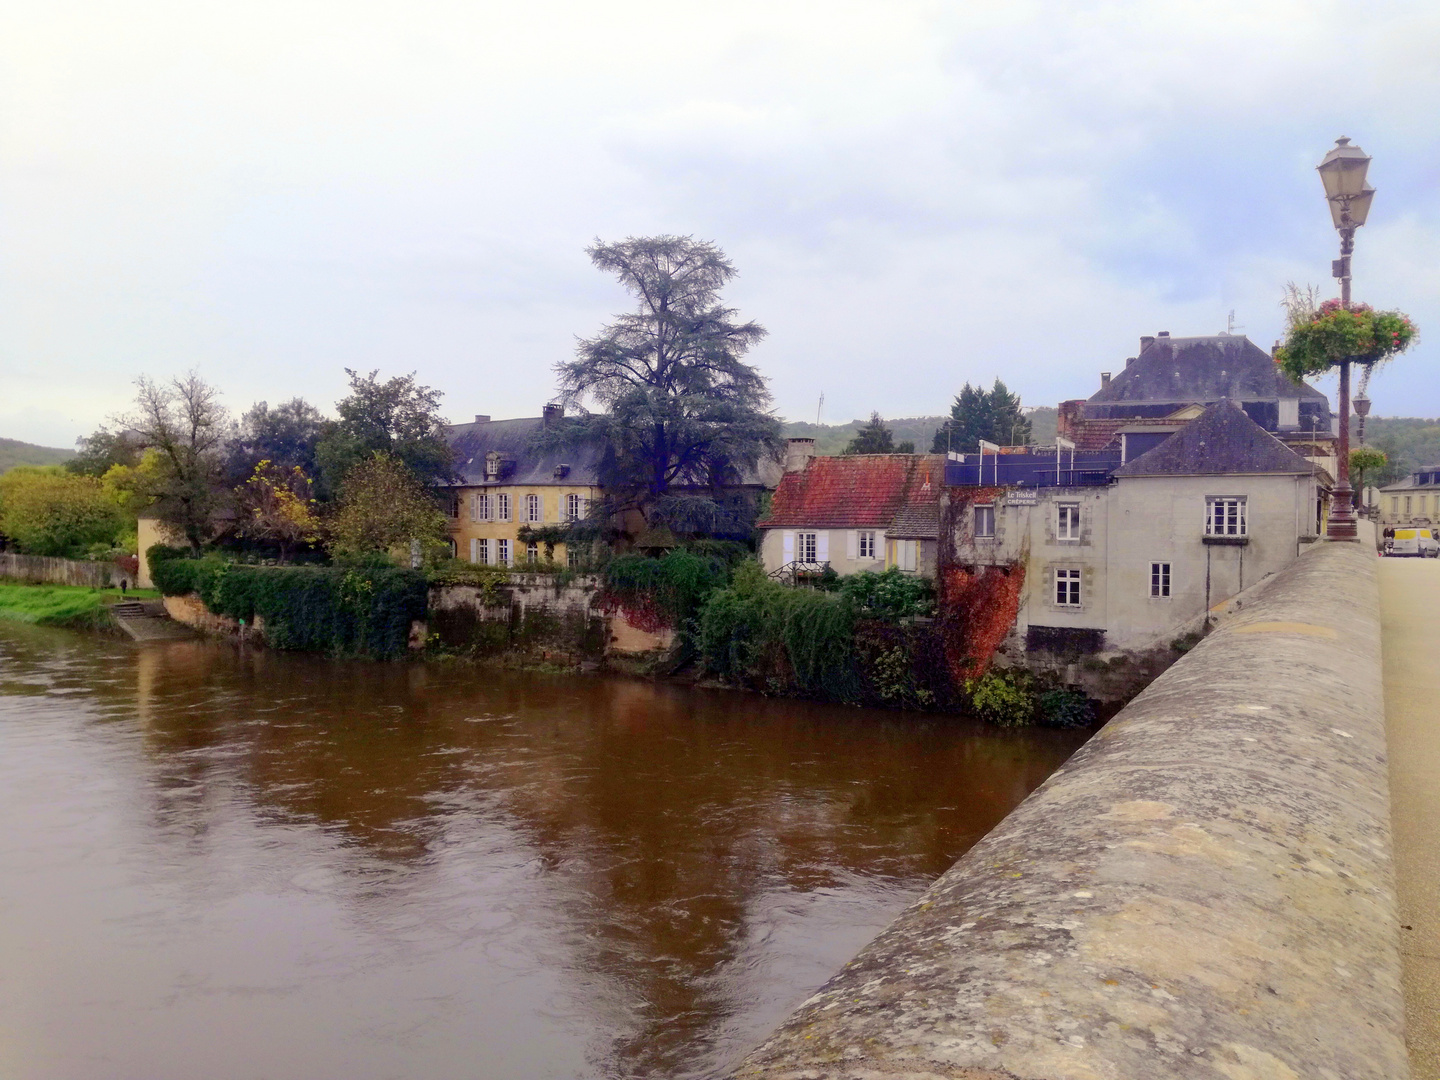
[{"x1": 443, "y1": 405, "x2": 605, "y2": 568}]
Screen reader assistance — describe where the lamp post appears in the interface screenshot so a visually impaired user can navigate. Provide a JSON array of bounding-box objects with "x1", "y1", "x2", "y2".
[
  {"x1": 1317, "y1": 136, "x2": 1374, "y2": 541},
  {"x1": 1353, "y1": 392, "x2": 1372, "y2": 510}
]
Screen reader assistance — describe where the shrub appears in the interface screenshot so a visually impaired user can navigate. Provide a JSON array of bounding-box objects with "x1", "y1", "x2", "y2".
[
  {"x1": 837, "y1": 567, "x2": 935, "y2": 620},
  {"x1": 697, "y1": 561, "x2": 860, "y2": 701},
  {"x1": 965, "y1": 671, "x2": 1034, "y2": 727},
  {"x1": 147, "y1": 544, "x2": 425, "y2": 658},
  {"x1": 1036, "y1": 688, "x2": 1095, "y2": 729}
]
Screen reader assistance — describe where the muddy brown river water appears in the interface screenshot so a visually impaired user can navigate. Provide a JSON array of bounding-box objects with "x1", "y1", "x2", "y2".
[{"x1": 0, "y1": 621, "x2": 1088, "y2": 1080}]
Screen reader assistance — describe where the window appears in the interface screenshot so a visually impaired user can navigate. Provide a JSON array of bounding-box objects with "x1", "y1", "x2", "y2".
[
  {"x1": 797, "y1": 531, "x2": 818, "y2": 563},
  {"x1": 1405, "y1": 496, "x2": 1413, "y2": 517},
  {"x1": 1205, "y1": 496, "x2": 1247, "y2": 537},
  {"x1": 497, "y1": 494, "x2": 511, "y2": 522},
  {"x1": 974, "y1": 504, "x2": 995, "y2": 538},
  {"x1": 525, "y1": 494, "x2": 542, "y2": 523},
  {"x1": 474, "y1": 538, "x2": 490, "y2": 565},
  {"x1": 858, "y1": 530, "x2": 876, "y2": 559},
  {"x1": 1391, "y1": 496, "x2": 1400, "y2": 516},
  {"x1": 445, "y1": 493, "x2": 459, "y2": 519},
  {"x1": 566, "y1": 493, "x2": 585, "y2": 521},
  {"x1": 1150, "y1": 562, "x2": 1171, "y2": 598},
  {"x1": 1055, "y1": 568, "x2": 1081, "y2": 606},
  {"x1": 1057, "y1": 503, "x2": 1080, "y2": 540},
  {"x1": 496, "y1": 538, "x2": 511, "y2": 566},
  {"x1": 526, "y1": 541, "x2": 539, "y2": 563},
  {"x1": 477, "y1": 494, "x2": 493, "y2": 521},
  {"x1": 567, "y1": 546, "x2": 582, "y2": 569}
]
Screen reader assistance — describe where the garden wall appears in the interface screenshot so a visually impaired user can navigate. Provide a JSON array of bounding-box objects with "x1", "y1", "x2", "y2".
[
  {"x1": 0, "y1": 552, "x2": 120, "y2": 588},
  {"x1": 428, "y1": 572, "x2": 669, "y2": 661}
]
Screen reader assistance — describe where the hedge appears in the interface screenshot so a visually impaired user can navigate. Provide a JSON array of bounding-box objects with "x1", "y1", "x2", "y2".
[{"x1": 147, "y1": 545, "x2": 426, "y2": 658}]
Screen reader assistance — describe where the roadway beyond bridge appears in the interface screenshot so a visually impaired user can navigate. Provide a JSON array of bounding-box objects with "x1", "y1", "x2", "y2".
[
  {"x1": 733, "y1": 535, "x2": 1420, "y2": 1080},
  {"x1": 1381, "y1": 558, "x2": 1440, "y2": 1080}
]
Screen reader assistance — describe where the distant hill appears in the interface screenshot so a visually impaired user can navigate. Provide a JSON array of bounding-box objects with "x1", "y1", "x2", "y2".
[
  {"x1": 1365, "y1": 416, "x2": 1440, "y2": 485},
  {"x1": 0, "y1": 438, "x2": 75, "y2": 473},
  {"x1": 783, "y1": 408, "x2": 1058, "y2": 455}
]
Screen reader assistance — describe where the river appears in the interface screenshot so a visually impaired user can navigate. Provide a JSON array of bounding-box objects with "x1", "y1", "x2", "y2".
[{"x1": 0, "y1": 621, "x2": 1088, "y2": 1080}]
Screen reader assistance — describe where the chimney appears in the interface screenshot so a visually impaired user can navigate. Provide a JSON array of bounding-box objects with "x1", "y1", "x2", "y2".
[
  {"x1": 1100, "y1": 372, "x2": 1112, "y2": 389},
  {"x1": 1125, "y1": 356, "x2": 1136, "y2": 368},
  {"x1": 1157, "y1": 330, "x2": 1170, "y2": 338},
  {"x1": 542, "y1": 403, "x2": 564, "y2": 427},
  {"x1": 1140, "y1": 336, "x2": 1155, "y2": 351},
  {"x1": 784, "y1": 437, "x2": 816, "y2": 473},
  {"x1": 474, "y1": 414, "x2": 490, "y2": 424}
]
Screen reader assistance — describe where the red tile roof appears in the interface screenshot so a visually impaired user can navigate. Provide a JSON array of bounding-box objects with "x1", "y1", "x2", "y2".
[{"x1": 759, "y1": 455, "x2": 946, "y2": 530}]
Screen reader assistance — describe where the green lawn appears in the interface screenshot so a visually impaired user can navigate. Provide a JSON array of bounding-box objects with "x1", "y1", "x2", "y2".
[{"x1": 0, "y1": 583, "x2": 160, "y2": 628}]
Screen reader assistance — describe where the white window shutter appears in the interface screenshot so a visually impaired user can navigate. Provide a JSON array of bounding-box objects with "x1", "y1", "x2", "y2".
[
  {"x1": 469, "y1": 538, "x2": 477, "y2": 562},
  {"x1": 816, "y1": 532, "x2": 829, "y2": 563},
  {"x1": 846, "y1": 530, "x2": 857, "y2": 559},
  {"x1": 782, "y1": 531, "x2": 794, "y2": 563}
]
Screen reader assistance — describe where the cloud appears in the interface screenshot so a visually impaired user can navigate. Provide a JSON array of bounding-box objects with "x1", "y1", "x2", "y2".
[{"x1": 2, "y1": 0, "x2": 1437, "y2": 447}]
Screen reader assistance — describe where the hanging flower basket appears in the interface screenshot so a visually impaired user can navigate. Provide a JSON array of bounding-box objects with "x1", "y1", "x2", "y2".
[{"x1": 1275, "y1": 298, "x2": 1418, "y2": 381}]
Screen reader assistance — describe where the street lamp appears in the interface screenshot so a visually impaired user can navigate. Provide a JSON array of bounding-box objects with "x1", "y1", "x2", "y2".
[
  {"x1": 1353, "y1": 392, "x2": 1372, "y2": 510},
  {"x1": 1317, "y1": 136, "x2": 1373, "y2": 541}
]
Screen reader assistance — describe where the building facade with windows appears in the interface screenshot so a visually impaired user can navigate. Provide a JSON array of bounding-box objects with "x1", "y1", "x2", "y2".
[
  {"x1": 443, "y1": 406, "x2": 604, "y2": 568},
  {"x1": 1377, "y1": 466, "x2": 1440, "y2": 527},
  {"x1": 757, "y1": 451, "x2": 946, "y2": 579},
  {"x1": 945, "y1": 400, "x2": 1328, "y2": 653}
]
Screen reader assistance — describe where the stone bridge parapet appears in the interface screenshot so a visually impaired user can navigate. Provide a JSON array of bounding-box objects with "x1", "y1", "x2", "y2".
[{"x1": 732, "y1": 536, "x2": 1408, "y2": 1079}]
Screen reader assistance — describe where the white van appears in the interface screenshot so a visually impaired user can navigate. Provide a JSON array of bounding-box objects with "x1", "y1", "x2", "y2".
[{"x1": 1385, "y1": 528, "x2": 1440, "y2": 558}]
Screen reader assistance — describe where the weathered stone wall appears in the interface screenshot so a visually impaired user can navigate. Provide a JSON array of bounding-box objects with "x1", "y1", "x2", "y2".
[
  {"x1": 0, "y1": 552, "x2": 117, "y2": 588},
  {"x1": 732, "y1": 536, "x2": 1407, "y2": 1080},
  {"x1": 429, "y1": 572, "x2": 670, "y2": 660}
]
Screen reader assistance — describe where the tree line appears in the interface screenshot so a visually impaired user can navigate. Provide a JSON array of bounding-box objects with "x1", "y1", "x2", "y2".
[{"x1": 1, "y1": 234, "x2": 1048, "y2": 565}]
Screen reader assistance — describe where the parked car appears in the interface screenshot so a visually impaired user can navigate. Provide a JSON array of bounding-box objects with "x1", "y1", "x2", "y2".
[{"x1": 1384, "y1": 528, "x2": 1440, "y2": 558}]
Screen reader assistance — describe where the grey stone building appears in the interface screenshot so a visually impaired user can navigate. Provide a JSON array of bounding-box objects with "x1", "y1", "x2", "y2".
[{"x1": 945, "y1": 400, "x2": 1329, "y2": 655}]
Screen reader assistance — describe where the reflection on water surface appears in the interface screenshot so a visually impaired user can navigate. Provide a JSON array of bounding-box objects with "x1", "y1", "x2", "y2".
[{"x1": 0, "y1": 622, "x2": 1088, "y2": 1080}]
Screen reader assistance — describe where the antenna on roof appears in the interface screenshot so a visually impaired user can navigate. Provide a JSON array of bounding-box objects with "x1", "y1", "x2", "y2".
[
  {"x1": 816, "y1": 392, "x2": 824, "y2": 426},
  {"x1": 1225, "y1": 310, "x2": 1244, "y2": 335}
]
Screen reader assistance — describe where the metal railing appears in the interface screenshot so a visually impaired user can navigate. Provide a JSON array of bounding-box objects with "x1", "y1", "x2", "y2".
[{"x1": 768, "y1": 560, "x2": 832, "y2": 584}]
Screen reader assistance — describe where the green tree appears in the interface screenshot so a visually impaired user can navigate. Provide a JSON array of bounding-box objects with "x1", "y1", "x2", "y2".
[
  {"x1": 931, "y1": 379, "x2": 1031, "y2": 453},
  {"x1": 554, "y1": 235, "x2": 781, "y2": 533},
  {"x1": 315, "y1": 370, "x2": 454, "y2": 496},
  {"x1": 327, "y1": 453, "x2": 448, "y2": 562},
  {"x1": 0, "y1": 467, "x2": 125, "y2": 557},
  {"x1": 227, "y1": 398, "x2": 326, "y2": 488},
  {"x1": 124, "y1": 372, "x2": 231, "y2": 552},
  {"x1": 843, "y1": 412, "x2": 896, "y2": 454},
  {"x1": 235, "y1": 461, "x2": 323, "y2": 562},
  {"x1": 67, "y1": 427, "x2": 142, "y2": 477},
  {"x1": 1350, "y1": 446, "x2": 1388, "y2": 508}
]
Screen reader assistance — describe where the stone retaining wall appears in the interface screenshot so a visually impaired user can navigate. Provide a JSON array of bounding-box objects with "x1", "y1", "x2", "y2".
[
  {"x1": 429, "y1": 573, "x2": 674, "y2": 659},
  {"x1": 733, "y1": 536, "x2": 1408, "y2": 1079}
]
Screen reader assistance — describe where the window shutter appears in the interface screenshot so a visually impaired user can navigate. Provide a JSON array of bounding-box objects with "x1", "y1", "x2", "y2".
[
  {"x1": 816, "y1": 532, "x2": 829, "y2": 563},
  {"x1": 846, "y1": 530, "x2": 857, "y2": 559},
  {"x1": 469, "y1": 538, "x2": 478, "y2": 563},
  {"x1": 783, "y1": 531, "x2": 794, "y2": 564}
]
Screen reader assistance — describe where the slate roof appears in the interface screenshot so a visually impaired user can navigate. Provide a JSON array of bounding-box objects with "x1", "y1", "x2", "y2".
[
  {"x1": 1090, "y1": 335, "x2": 1328, "y2": 412},
  {"x1": 1111, "y1": 399, "x2": 1318, "y2": 478},
  {"x1": 1380, "y1": 466, "x2": 1440, "y2": 492},
  {"x1": 444, "y1": 417, "x2": 606, "y2": 487},
  {"x1": 759, "y1": 454, "x2": 945, "y2": 534}
]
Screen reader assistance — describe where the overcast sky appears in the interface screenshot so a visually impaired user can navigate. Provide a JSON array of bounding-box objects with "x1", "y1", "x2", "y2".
[{"x1": 3, "y1": 0, "x2": 1437, "y2": 448}]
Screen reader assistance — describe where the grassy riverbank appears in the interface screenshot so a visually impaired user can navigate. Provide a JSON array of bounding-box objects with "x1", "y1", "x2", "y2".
[{"x1": 0, "y1": 583, "x2": 159, "y2": 629}]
